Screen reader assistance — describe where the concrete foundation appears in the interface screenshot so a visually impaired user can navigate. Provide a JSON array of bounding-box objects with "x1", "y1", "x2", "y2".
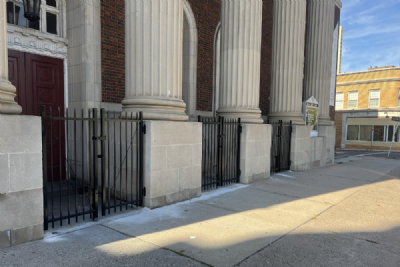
[
  {"x1": 143, "y1": 121, "x2": 202, "y2": 209},
  {"x1": 0, "y1": 115, "x2": 43, "y2": 248},
  {"x1": 240, "y1": 124, "x2": 272, "y2": 184},
  {"x1": 291, "y1": 125, "x2": 336, "y2": 171}
]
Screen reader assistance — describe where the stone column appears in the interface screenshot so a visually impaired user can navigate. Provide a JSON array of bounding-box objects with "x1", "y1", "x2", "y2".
[
  {"x1": 0, "y1": 2, "x2": 22, "y2": 114},
  {"x1": 268, "y1": 0, "x2": 307, "y2": 125},
  {"x1": 122, "y1": 0, "x2": 188, "y2": 121},
  {"x1": 217, "y1": 0, "x2": 263, "y2": 124},
  {"x1": 303, "y1": 0, "x2": 335, "y2": 126}
]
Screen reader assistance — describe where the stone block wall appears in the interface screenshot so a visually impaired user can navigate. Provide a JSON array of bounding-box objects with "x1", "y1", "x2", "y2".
[
  {"x1": 240, "y1": 124, "x2": 272, "y2": 184},
  {"x1": 0, "y1": 115, "x2": 43, "y2": 248},
  {"x1": 291, "y1": 125, "x2": 336, "y2": 171},
  {"x1": 143, "y1": 121, "x2": 202, "y2": 209}
]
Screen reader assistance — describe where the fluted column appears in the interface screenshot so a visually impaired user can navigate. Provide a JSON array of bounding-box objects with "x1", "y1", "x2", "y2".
[
  {"x1": 0, "y1": 2, "x2": 22, "y2": 114},
  {"x1": 217, "y1": 0, "x2": 263, "y2": 124},
  {"x1": 268, "y1": 0, "x2": 307, "y2": 125},
  {"x1": 303, "y1": 0, "x2": 335, "y2": 126},
  {"x1": 122, "y1": 0, "x2": 188, "y2": 121}
]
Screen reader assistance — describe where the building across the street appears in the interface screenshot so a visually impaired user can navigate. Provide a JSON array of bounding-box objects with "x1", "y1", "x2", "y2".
[{"x1": 335, "y1": 66, "x2": 400, "y2": 150}]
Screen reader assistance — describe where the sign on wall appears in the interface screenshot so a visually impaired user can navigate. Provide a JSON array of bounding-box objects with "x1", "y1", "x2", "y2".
[{"x1": 304, "y1": 96, "x2": 319, "y2": 126}]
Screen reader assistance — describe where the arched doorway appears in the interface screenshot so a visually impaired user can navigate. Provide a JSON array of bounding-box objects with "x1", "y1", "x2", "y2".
[
  {"x1": 213, "y1": 22, "x2": 221, "y2": 116},
  {"x1": 182, "y1": 0, "x2": 198, "y2": 121}
]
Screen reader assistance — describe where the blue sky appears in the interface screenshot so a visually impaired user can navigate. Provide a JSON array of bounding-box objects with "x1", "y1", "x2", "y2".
[{"x1": 340, "y1": 0, "x2": 400, "y2": 73}]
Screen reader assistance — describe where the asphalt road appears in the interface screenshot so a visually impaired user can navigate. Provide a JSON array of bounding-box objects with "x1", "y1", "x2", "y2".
[{"x1": 336, "y1": 150, "x2": 400, "y2": 160}]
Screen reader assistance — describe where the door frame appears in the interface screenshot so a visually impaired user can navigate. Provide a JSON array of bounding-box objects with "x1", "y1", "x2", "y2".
[{"x1": 8, "y1": 48, "x2": 68, "y2": 112}]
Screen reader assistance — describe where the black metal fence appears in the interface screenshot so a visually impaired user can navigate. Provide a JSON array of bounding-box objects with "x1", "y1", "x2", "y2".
[
  {"x1": 198, "y1": 116, "x2": 241, "y2": 190},
  {"x1": 268, "y1": 120, "x2": 292, "y2": 173},
  {"x1": 41, "y1": 106, "x2": 144, "y2": 230}
]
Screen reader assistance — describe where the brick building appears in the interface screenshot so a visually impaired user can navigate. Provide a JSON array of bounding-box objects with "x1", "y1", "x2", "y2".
[{"x1": 335, "y1": 66, "x2": 400, "y2": 150}]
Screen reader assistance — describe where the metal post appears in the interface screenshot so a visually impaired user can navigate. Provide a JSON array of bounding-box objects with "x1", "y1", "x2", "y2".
[
  {"x1": 100, "y1": 109, "x2": 106, "y2": 216},
  {"x1": 92, "y1": 108, "x2": 99, "y2": 219},
  {"x1": 139, "y1": 112, "x2": 144, "y2": 206},
  {"x1": 388, "y1": 121, "x2": 399, "y2": 158},
  {"x1": 277, "y1": 120, "x2": 282, "y2": 173},
  {"x1": 371, "y1": 126, "x2": 374, "y2": 152},
  {"x1": 288, "y1": 120, "x2": 292, "y2": 170},
  {"x1": 217, "y1": 117, "x2": 223, "y2": 187},
  {"x1": 41, "y1": 105, "x2": 48, "y2": 231},
  {"x1": 236, "y1": 118, "x2": 241, "y2": 183}
]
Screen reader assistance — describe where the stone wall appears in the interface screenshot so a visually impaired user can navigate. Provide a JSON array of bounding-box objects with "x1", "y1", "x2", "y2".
[
  {"x1": 240, "y1": 124, "x2": 272, "y2": 184},
  {"x1": 291, "y1": 125, "x2": 336, "y2": 171},
  {"x1": 143, "y1": 121, "x2": 202, "y2": 209},
  {"x1": 0, "y1": 115, "x2": 43, "y2": 248}
]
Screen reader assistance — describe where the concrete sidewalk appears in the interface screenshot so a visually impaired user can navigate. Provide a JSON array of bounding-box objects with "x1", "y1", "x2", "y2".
[{"x1": 2, "y1": 156, "x2": 400, "y2": 267}]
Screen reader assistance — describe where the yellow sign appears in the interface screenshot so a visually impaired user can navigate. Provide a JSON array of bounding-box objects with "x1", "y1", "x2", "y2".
[{"x1": 306, "y1": 106, "x2": 318, "y2": 126}]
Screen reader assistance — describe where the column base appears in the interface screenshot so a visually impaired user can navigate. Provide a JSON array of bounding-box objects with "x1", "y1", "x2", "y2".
[
  {"x1": 267, "y1": 111, "x2": 305, "y2": 125},
  {"x1": 0, "y1": 79, "x2": 22, "y2": 115},
  {"x1": 122, "y1": 96, "x2": 188, "y2": 121},
  {"x1": 318, "y1": 115, "x2": 334, "y2": 126},
  {"x1": 217, "y1": 107, "x2": 263, "y2": 124}
]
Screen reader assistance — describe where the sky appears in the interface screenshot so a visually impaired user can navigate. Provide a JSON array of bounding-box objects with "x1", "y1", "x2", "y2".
[{"x1": 340, "y1": 0, "x2": 400, "y2": 73}]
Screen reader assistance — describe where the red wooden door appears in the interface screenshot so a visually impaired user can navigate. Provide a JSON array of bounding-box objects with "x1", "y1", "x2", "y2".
[
  {"x1": 25, "y1": 53, "x2": 64, "y2": 116},
  {"x1": 8, "y1": 50, "x2": 65, "y2": 181}
]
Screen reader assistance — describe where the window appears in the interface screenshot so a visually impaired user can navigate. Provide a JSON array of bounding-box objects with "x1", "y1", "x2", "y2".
[
  {"x1": 360, "y1": 125, "x2": 372, "y2": 141},
  {"x1": 46, "y1": 0, "x2": 56, "y2": 7},
  {"x1": 374, "y1": 126, "x2": 385, "y2": 142},
  {"x1": 387, "y1": 126, "x2": 398, "y2": 142},
  {"x1": 398, "y1": 88, "x2": 400, "y2": 106},
  {"x1": 6, "y1": 0, "x2": 38, "y2": 29},
  {"x1": 46, "y1": 12, "x2": 57, "y2": 34},
  {"x1": 369, "y1": 89, "x2": 380, "y2": 108},
  {"x1": 348, "y1": 91, "x2": 358, "y2": 108},
  {"x1": 6, "y1": 0, "x2": 60, "y2": 36},
  {"x1": 347, "y1": 125, "x2": 359, "y2": 141},
  {"x1": 347, "y1": 124, "x2": 400, "y2": 143},
  {"x1": 336, "y1": 92, "x2": 344, "y2": 109}
]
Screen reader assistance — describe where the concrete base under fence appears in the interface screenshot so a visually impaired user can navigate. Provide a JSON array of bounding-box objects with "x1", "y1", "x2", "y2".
[
  {"x1": 143, "y1": 120, "x2": 202, "y2": 209},
  {"x1": 291, "y1": 125, "x2": 336, "y2": 171},
  {"x1": 0, "y1": 115, "x2": 43, "y2": 248},
  {"x1": 240, "y1": 124, "x2": 272, "y2": 184}
]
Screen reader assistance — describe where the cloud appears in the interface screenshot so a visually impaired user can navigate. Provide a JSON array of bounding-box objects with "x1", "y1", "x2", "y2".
[{"x1": 345, "y1": 25, "x2": 400, "y2": 39}]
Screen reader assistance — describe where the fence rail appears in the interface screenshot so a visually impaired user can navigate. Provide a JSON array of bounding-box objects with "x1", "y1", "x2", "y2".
[
  {"x1": 41, "y1": 106, "x2": 144, "y2": 230},
  {"x1": 268, "y1": 120, "x2": 292, "y2": 173},
  {"x1": 198, "y1": 116, "x2": 241, "y2": 190}
]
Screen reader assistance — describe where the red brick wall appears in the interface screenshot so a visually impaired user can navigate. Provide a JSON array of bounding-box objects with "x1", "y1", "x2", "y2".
[
  {"x1": 187, "y1": 0, "x2": 221, "y2": 112},
  {"x1": 335, "y1": 113, "x2": 342, "y2": 148},
  {"x1": 101, "y1": 0, "x2": 125, "y2": 103},
  {"x1": 99, "y1": 0, "x2": 274, "y2": 113},
  {"x1": 260, "y1": 0, "x2": 274, "y2": 116}
]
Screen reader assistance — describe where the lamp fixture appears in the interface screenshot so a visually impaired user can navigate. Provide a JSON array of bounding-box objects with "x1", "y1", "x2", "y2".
[{"x1": 23, "y1": 0, "x2": 41, "y2": 22}]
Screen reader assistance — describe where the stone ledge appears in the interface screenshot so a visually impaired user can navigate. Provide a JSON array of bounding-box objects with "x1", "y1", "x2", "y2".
[
  {"x1": 240, "y1": 172, "x2": 270, "y2": 184},
  {"x1": 11, "y1": 224, "x2": 43, "y2": 247},
  {"x1": 144, "y1": 187, "x2": 201, "y2": 209}
]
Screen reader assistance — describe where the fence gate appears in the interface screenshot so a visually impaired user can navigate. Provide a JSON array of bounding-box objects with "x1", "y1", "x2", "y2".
[
  {"x1": 198, "y1": 116, "x2": 241, "y2": 190},
  {"x1": 41, "y1": 106, "x2": 144, "y2": 230},
  {"x1": 269, "y1": 120, "x2": 292, "y2": 174}
]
